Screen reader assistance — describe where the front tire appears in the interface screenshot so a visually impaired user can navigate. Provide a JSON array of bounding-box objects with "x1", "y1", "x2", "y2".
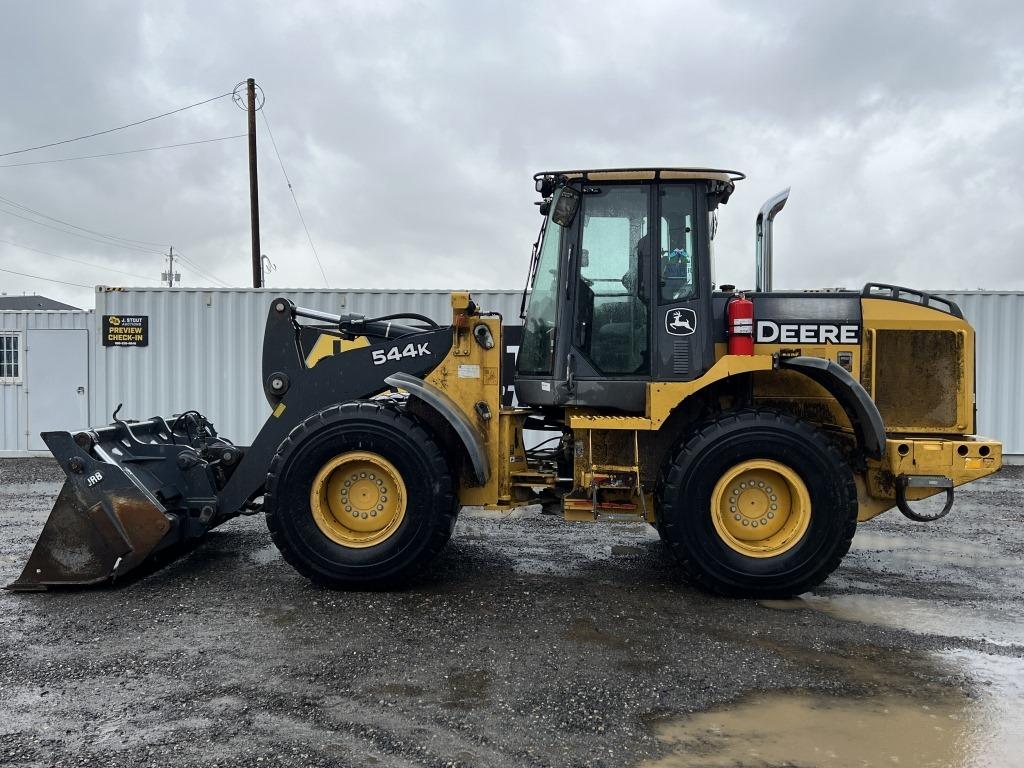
[
  {"x1": 657, "y1": 409, "x2": 857, "y2": 597},
  {"x1": 265, "y1": 401, "x2": 457, "y2": 588}
]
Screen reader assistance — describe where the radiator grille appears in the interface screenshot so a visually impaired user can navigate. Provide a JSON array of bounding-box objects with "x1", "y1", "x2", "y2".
[{"x1": 873, "y1": 329, "x2": 962, "y2": 430}]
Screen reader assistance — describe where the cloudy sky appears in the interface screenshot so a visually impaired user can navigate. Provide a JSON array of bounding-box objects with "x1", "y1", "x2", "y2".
[{"x1": 0, "y1": 1, "x2": 1022, "y2": 308}]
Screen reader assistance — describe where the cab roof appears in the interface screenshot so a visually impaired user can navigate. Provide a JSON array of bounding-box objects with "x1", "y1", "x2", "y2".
[{"x1": 533, "y1": 167, "x2": 745, "y2": 183}]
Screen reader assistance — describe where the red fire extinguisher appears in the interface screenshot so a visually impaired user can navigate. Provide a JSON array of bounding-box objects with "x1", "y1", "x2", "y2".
[{"x1": 727, "y1": 292, "x2": 754, "y2": 355}]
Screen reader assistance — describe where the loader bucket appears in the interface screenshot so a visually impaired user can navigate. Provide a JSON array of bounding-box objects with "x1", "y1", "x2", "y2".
[
  {"x1": 7, "y1": 476, "x2": 170, "y2": 591},
  {"x1": 7, "y1": 414, "x2": 240, "y2": 591}
]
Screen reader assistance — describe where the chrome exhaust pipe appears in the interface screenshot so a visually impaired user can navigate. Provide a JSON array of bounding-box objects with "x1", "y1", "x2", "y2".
[{"x1": 755, "y1": 187, "x2": 790, "y2": 292}]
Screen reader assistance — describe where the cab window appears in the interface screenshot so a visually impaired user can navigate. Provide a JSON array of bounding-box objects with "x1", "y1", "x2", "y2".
[
  {"x1": 518, "y1": 216, "x2": 562, "y2": 375},
  {"x1": 659, "y1": 186, "x2": 697, "y2": 303},
  {"x1": 576, "y1": 185, "x2": 649, "y2": 375}
]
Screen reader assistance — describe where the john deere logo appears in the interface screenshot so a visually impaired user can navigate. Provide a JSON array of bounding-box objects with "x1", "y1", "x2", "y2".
[{"x1": 665, "y1": 308, "x2": 696, "y2": 336}]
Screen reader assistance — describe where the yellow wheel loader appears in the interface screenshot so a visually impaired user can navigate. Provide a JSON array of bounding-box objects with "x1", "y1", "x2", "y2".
[{"x1": 8, "y1": 169, "x2": 1002, "y2": 596}]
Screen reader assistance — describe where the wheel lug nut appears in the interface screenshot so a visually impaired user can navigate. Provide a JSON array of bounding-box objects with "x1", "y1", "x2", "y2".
[
  {"x1": 770, "y1": 504, "x2": 778, "y2": 510},
  {"x1": 770, "y1": 495, "x2": 777, "y2": 502},
  {"x1": 767, "y1": 512, "x2": 775, "y2": 519},
  {"x1": 734, "y1": 514, "x2": 741, "y2": 521},
  {"x1": 751, "y1": 521, "x2": 759, "y2": 528},
  {"x1": 361, "y1": 512, "x2": 368, "y2": 519},
  {"x1": 742, "y1": 520, "x2": 750, "y2": 526}
]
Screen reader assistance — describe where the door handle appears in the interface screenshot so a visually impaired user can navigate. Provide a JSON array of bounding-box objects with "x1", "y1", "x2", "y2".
[{"x1": 77, "y1": 386, "x2": 86, "y2": 394}]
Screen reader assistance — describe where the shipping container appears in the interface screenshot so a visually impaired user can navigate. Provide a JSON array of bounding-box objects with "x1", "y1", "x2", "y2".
[{"x1": 0, "y1": 309, "x2": 93, "y2": 454}]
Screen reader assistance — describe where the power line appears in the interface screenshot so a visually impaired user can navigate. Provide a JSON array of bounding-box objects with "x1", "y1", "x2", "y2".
[
  {"x1": 0, "y1": 91, "x2": 234, "y2": 158},
  {"x1": 0, "y1": 203, "x2": 166, "y2": 254},
  {"x1": 0, "y1": 134, "x2": 247, "y2": 169},
  {"x1": 0, "y1": 237, "x2": 157, "y2": 282},
  {"x1": 0, "y1": 192, "x2": 170, "y2": 249},
  {"x1": 173, "y1": 251, "x2": 232, "y2": 287},
  {"x1": 0, "y1": 264, "x2": 93, "y2": 288},
  {"x1": 261, "y1": 109, "x2": 330, "y2": 287}
]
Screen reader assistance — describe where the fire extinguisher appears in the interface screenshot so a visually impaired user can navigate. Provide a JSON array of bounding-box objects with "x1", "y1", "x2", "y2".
[{"x1": 727, "y1": 292, "x2": 754, "y2": 355}]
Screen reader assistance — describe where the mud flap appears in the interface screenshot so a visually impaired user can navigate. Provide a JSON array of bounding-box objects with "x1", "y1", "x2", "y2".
[{"x1": 6, "y1": 432, "x2": 173, "y2": 591}]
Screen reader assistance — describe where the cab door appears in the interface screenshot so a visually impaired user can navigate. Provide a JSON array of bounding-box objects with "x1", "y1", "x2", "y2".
[{"x1": 652, "y1": 184, "x2": 714, "y2": 380}]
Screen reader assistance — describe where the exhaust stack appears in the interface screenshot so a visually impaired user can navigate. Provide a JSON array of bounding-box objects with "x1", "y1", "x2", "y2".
[{"x1": 754, "y1": 187, "x2": 790, "y2": 292}]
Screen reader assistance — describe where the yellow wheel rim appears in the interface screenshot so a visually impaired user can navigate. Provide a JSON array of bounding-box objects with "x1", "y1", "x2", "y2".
[
  {"x1": 710, "y1": 459, "x2": 811, "y2": 558},
  {"x1": 309, "y1": 451, "x2": 407, "y2": 548}
]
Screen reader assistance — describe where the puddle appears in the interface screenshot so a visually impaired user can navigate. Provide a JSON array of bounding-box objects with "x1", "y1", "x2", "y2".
[
  {"x1": 761, "y1": 594, "x2": 1024, "y2": 647},
  {"x1": 642, "y1": 685, "x2": 1017, "y2": 768}
]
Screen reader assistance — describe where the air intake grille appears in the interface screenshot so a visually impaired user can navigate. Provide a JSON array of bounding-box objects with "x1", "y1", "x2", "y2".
[
  {"x1": 873, "y1": 329, "x2": 962, "y2": 430},
  {"x1": 673, "y1": 341, "x2": 691, "y2": 375}
]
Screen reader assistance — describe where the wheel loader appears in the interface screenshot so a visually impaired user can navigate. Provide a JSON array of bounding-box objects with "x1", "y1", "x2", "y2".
[{"x1": 7, "y1": 168, "x2": 1002, "y2": 596}]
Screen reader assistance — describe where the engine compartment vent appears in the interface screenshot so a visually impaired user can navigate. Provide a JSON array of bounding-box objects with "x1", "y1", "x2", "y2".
[{"x1": 871, "y1": 329, "x2": 964, "y2": 431}]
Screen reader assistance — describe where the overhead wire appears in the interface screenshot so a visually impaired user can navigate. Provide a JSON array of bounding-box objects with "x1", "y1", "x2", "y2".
[
  {"x1": 0, "y1": 237, "x2": 158, "y2": 283},
  {"x1": 0, "y1": 192, "x2": 170, "y2": 249},
  {"x1": 0, "y1": 91, "x2": 234, "y2": 158},
  {"x1": 173, "y1": 251, "x2": 232, "y2": 287},
  {"x1": 0, "y1": 264, "x2": 93, "y2": 288},
  {"x1": 0, "y1": 134, "x2": 247, "y2": 169},
  {"x1": 0, "y1": 203, "x2": 166, "y2": 254},
  {"x1": 260, "y1": 108, "x2": 330, "y2": 287}
]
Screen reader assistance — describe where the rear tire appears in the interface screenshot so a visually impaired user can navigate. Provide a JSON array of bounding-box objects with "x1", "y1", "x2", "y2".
[
  {"x1": 657, "y1": 409, "x2": 857, "y2": 597},
  {"x1": 265, "y1": 401, "x2": 457, "y2": 588}
]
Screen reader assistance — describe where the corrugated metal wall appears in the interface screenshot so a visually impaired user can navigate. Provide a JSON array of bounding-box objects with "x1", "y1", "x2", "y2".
[
  {"x1": 0, "y1": 310, "x2": 93, "y2": 453},
  {"x1": 94, "y1": 288, "x2": 523, "y2": 445},
  {"x1": 938, "y1": 292, "x2": 1024, "y2": 454}
]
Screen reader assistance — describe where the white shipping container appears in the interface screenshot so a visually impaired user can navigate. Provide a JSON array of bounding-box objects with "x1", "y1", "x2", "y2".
[{"x1": 0, "y1": 309, "x2": 93, "y2": 454}]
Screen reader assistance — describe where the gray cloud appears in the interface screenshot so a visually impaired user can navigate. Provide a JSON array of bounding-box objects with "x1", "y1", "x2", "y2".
[{"x1": 1, "y1": 0, "x2": 1022, "y2": 307}]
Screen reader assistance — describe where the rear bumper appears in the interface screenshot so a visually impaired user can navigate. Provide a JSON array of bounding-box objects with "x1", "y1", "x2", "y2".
[{"x1": 857, "y1": 435, "x2": 1002, "y2": 521}]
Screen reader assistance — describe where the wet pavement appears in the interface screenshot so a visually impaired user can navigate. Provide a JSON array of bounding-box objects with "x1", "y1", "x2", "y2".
[{"x1": 0, "y1": 457, "x2": 1022, "y2": 767}]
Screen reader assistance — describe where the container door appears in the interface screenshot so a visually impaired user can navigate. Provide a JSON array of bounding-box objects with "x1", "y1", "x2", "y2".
[{"x1": 26, "y1": 329, "x2": 88, "y2": 451}]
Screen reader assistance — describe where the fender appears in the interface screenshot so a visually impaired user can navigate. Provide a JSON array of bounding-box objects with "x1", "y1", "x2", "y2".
[
  {"x1": 384, "y1": 372, "x2": 490, "y2": 485},
  {"x1": 779, "y1": 355, "x2": 886, "y2": 460}
]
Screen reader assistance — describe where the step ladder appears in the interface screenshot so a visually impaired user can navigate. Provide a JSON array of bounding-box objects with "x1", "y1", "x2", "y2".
[{"x1": 563, "y1": 430, "x2": 648, "y2": 522}]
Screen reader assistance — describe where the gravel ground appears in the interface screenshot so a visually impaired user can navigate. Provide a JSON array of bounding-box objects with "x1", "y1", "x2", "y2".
[{"x1": 1, "y1": 458, "x2": 1022, "y2": 767}]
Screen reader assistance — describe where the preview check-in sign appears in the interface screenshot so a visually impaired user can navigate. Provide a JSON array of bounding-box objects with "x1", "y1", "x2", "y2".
[{"x1": 102, "y1": 315, "x2": 149, "y2": 347}]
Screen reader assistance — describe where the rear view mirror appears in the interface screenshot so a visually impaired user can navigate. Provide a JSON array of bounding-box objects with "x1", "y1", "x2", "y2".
[{"x1": 552, "y1": 186, "x2": 580, "y2": 227}]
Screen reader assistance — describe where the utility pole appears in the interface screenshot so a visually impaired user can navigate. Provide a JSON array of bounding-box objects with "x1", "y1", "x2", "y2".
[
  {"x1": 247, "y1": 77, "x2": 262, "y2": 288},
  {"x1": 161, "y1": 247, "x2": 180, "y2": 287}
]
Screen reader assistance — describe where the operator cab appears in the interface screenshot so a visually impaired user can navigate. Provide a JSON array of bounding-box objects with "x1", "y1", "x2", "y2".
[{"x1": 515, "y1": 168, "x2": 743, "y2": 412}]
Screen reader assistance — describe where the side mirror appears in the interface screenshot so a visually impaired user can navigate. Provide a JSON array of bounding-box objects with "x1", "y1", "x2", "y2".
[{"x1": 552, "y1": 186, "x2": 580, "y2": 227}]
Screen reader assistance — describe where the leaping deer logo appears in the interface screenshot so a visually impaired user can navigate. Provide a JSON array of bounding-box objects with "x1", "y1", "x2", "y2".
[{"x1": 665, "y1": 308, "x2": 696, "y2": 336}]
